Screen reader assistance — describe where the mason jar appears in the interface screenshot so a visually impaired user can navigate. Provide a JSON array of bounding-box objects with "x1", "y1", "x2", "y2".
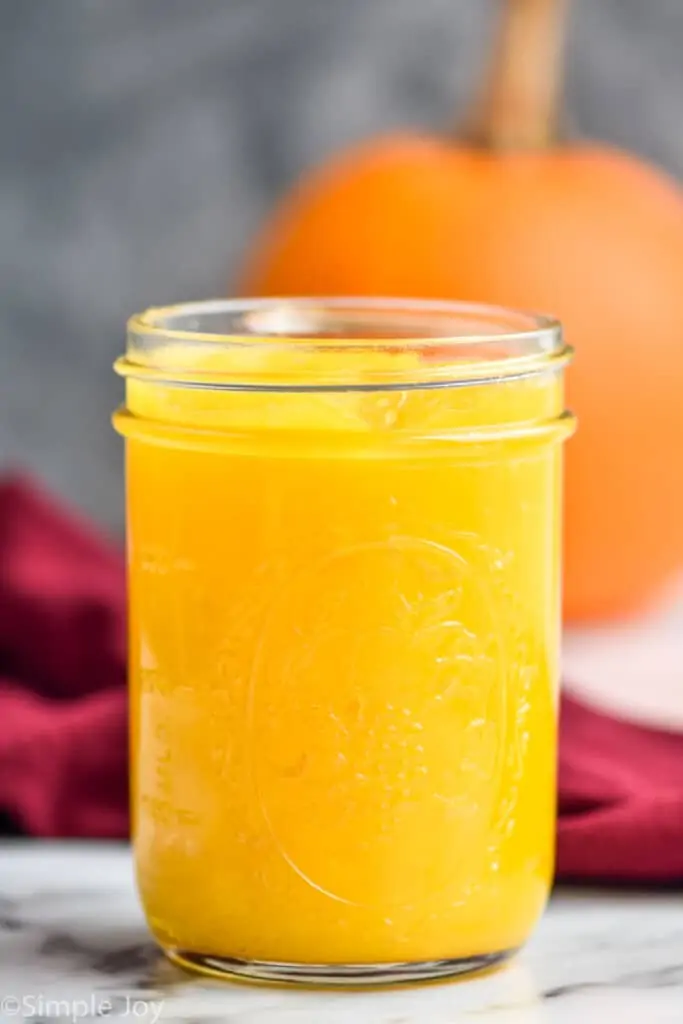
[{"x1": 114, "y1": 298, "x2": 573, "y2": 985}]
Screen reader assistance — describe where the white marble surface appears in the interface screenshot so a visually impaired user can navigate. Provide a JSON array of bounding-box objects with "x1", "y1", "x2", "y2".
[{"x1": 0, "y1": 844, "x2": 681, "y2": 1023}]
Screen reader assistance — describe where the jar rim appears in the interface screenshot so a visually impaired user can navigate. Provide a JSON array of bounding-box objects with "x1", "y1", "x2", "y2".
[{"x1": 119, "y1": 297, "x2": 569, "y2": 391}]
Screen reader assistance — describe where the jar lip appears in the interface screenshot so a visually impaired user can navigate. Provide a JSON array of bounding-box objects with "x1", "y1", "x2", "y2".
[
  {"x1": 121, "y1": 297, "x2": 569, "y2": 390},
  {"x1": 128, "y1": 297, "x2": 561, "y2": 348}
]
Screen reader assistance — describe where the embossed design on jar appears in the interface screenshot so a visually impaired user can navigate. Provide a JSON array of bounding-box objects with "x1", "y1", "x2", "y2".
[{"x1": 247, "y1": 535, "x2": 510, "y2": 910}]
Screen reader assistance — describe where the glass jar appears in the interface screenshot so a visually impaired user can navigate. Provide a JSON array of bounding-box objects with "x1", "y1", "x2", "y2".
[{"x1": 114, "y1": 298, "x2": 573, "y2": 986}]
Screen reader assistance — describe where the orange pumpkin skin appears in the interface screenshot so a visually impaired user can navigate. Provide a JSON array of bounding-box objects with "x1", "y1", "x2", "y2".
[{"x1": 241, "y1": 136, "x2": 683, "y2": 621}]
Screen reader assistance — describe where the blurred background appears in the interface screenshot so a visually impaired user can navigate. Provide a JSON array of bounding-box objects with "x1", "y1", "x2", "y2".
[{"x1": 3, "y1": 0, "x2": 683, "y2": 531}]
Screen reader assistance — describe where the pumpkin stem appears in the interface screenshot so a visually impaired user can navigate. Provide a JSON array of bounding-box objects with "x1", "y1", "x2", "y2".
[{"x1": 466, "y1": 0, "x2": 569, "y2": 149}]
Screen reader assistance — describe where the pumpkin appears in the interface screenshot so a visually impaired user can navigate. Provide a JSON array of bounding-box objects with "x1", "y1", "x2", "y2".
[{"x1": 239, "y1": 0, "x2": 683, "y2": 622}]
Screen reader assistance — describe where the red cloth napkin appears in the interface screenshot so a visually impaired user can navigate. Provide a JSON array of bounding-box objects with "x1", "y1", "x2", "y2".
[
  {"x1": 0, "y1": 476, "x2": 128, "y2": 837},
  {"x1": 558, "y1": 698, "x2": 683, "y2": 881},
  {"x1": 1, "y1": 475, "x2": 682, "y2": 882}
]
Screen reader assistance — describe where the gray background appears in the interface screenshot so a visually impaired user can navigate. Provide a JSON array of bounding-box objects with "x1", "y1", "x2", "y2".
[{"x1": 2, "y1": 0, "x2": 683, "y2": 531}]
